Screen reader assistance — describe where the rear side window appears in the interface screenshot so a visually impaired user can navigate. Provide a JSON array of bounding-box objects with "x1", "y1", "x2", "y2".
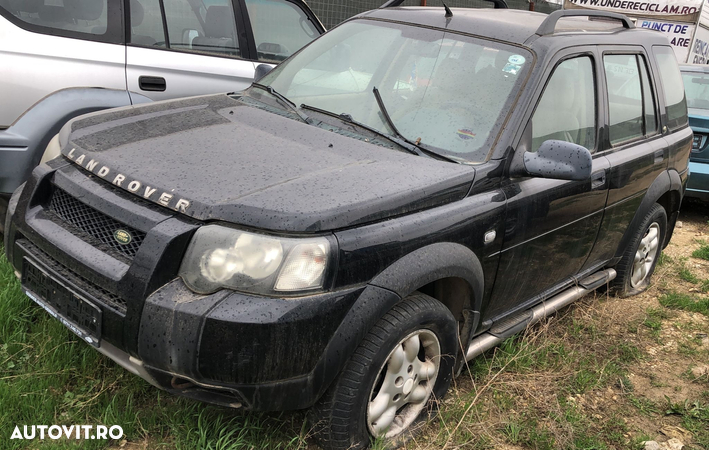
[
  {"x1": 603, "y1": 54, "x2": 658, "y2": 145},
  {"x1": 653, "y1": 46, "x2": 688, "y2": 130},
  {"x1": 531, "y1": 56, "x2": 596, "y2": 152},
  {"x1": 0, "y1": 0, "x2": 121, "y2": 43},
  {"x1": 245, "y1": 0, "x2": 320, "y2": 63}
]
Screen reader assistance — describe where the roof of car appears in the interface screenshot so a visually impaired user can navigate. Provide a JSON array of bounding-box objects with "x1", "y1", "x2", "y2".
[
  {"x1": 357, "y1": 7, "x2": 669, "y2": 48},
  {"x1": 680, "y1": 64, "x2": 709, "y2": 73}
]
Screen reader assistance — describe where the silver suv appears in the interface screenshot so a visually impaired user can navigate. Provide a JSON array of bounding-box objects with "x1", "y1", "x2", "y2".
[{"x1": 0, "y1": 0, "x2": 324, "y2": 230}]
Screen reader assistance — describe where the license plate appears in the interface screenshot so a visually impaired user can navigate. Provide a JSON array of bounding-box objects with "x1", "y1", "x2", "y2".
[{"x1": 22, "y1": 258, "x2": 102, "y2": 347}]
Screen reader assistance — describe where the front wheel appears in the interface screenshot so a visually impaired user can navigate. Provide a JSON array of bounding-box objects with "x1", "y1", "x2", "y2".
[
  {"x1": 310, "y1": 293, "x2": 458, "y2": 450},
  {"x1": 612, "y1": 203, "x2": 667, "y2": 296}
]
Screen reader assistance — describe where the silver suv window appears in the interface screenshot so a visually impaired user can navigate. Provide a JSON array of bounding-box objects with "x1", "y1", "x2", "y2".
[
  {"x1": 245, "y1": 0, "x2": 319, "y2": 62},
  {"x1": 0, "y1": 0, "x2": 120, "y2": 42},
  {"x1": 129, "y1": 0, "x2": 242, "y2": 57}
]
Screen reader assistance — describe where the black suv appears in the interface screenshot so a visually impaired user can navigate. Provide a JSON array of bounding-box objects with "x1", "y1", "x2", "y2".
[{"x1": 3, "y1": 6, "x2": 691, "y2": 450}]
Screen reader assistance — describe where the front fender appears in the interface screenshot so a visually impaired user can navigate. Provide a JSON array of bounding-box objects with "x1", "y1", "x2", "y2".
[
  {"x1": 369, "y1": 242, "x2": 484, "y2": 310},
  {"x1": 310, "y1": 243, "x2": 486, "y2": 403},
  {"x1": 0, "y1": 88, "x2": 152, "y2": 195}
]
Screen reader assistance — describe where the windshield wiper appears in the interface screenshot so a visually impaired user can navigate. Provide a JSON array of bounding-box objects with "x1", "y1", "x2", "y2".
[
  {"x1": 372, "y1": 86, "x2": 459, "y2": 164},
  {"x1": 300, "y1": 103, "x2": 427, "y2": 158},
  {"x1": 251, "y1": 83, "x2": 310, "y2": 123}
]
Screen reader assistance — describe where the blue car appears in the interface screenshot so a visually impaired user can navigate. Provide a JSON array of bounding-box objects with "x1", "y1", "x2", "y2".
[{"x1": 681, "y1": 64, "x2": 709, "y2": 201}]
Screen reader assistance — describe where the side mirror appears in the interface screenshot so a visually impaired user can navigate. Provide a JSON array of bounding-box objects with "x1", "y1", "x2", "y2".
[
  {"x1": 523, "y1": 140, "x2": 592, "y2": 181},
  {"x1": 254, "y1": 64, "x2": 273, "y2": 82}
]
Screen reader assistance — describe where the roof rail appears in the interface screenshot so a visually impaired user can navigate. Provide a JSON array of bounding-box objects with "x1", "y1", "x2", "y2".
[
  {"x1": 380, "y1": 0, "x2": 508, "y2": 9},
  {"x1": 535, "y1": 10, "x2": 634, "y2": 36}
]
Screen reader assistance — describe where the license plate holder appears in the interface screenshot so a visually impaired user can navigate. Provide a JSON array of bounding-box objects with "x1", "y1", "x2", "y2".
[{"x1": 21, "y1": 258, "x2": 102, "y2": 347}]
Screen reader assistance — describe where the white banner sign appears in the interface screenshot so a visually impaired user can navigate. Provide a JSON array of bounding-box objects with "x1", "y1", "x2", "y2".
[
  {"x1": 700, "y1": 0, "x2": 709, "y2": 24},
  {"x1": 637, "y1": 19, "x2": 695, "y2": 60},
  {"x1": 688, "y1": 24, "x2": 709, "y2": 63},
  {"x1": 564, "y1": 0, "x2": 702, "y2": 21}
]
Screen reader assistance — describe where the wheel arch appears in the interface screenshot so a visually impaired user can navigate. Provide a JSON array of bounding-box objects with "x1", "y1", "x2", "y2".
[
  {"x1": 311, "y1": 243, "x2": 486, "y2": 405},
  {"x1": 368, "y1": 242, "x2": 485, "y2": 316},
  {"x1": 613, "y1": 170, "x2": 680, "y2": 260},
  {"x1": 0, "y1": 87, "x2": 152, "y2": 195}
]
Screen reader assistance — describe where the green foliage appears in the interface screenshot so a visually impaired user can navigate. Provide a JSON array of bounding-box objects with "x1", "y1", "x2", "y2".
[
  {"x1": 659, "y1": 291, "x2": 709, "y2": 316},
  {"x1": 692, "y1": 243, "x2": 709, "y2": 261}
]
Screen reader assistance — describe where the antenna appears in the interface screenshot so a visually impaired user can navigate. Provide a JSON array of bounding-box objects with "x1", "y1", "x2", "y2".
[{"x1": 443, "y1": 2, "x2": 453, "y2": 17}]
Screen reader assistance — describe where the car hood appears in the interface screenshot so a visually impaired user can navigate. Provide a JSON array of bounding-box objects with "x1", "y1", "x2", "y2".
[{"x1": 58, "y1": 94, "x2": 476, "y2": 232}]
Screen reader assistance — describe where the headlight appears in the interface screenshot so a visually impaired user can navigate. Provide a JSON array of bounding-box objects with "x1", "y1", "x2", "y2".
[{"x1": 179, "y1": 225, "x2": 330, "y2": 295}]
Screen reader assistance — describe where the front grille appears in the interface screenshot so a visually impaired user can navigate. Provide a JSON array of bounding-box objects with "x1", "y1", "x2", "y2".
[
  {"x1": 48, "y1": 188, "x2": 145, "y2": 259},
  {"x1": 18, "y1": 239, "x2": 127, "y2": 314}
]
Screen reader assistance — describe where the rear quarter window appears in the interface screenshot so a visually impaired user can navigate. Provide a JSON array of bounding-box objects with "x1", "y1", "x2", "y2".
[
  {"x1": 0, "y1": 0, "x2": 123, "y2": 44},
  {"x1": 653, "y1": 46, "x2": 688, "y2": 131}
]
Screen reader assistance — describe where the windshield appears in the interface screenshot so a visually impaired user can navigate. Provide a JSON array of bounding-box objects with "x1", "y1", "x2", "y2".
[
  {"x1": 682, "y1": 71, "x2": 709, "y2": 110},
  {"x1": 254, "y1": 19, "x2": 533, "y2": 163}
]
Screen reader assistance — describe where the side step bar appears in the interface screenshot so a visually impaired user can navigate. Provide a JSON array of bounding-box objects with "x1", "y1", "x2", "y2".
[{"x1": 465, "y1": 268, "x2": 616, "y2": 362}]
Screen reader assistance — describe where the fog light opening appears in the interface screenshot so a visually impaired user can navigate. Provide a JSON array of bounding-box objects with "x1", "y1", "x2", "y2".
[{"x1": 171, "y1": 376, "x2": 195, "y2": 390}]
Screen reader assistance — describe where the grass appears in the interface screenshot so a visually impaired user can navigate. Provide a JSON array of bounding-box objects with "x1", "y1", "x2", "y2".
[
  {"x1": 0, "y1": 247, "x2": 310, "y2": 450},
  {"x1": 692, "y1": 242, "x2": 709, "y2": 261},
  {"x1": 658, "y1": 291, "x2": 709, "y2": 316}
]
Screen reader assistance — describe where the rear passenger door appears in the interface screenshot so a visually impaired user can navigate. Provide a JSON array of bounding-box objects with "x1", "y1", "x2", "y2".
[
  {"x1": 0, "y1": 0, "x2": 126, "y2": 127},
  {"x1": 125, "y1": 0, "x2": 256, "y2": 102},
  {"x1": 581, "y1": 48, "x2": 670, "y2": 270}
]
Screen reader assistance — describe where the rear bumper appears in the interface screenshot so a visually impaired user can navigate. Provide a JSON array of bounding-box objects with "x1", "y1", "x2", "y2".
[{"x1": 686, "y1": 160, "x2": 709, "y2": 200}]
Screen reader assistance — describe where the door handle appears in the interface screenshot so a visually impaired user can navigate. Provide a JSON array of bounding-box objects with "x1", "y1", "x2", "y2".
[
  {"x1": 654, "y1": 149, "x2": 664, "y2": 164},
  {"x1": 138, "y1": 76, "x2": 166, "y2": 92},
  {"x1": 591, "y1": 170, "x2": 606, "y2": 189}
]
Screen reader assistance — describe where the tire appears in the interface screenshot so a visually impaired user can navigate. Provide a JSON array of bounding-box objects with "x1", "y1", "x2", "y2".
[
  {"x1": 611, "y1": 203, "x2": 667, "y2": 297},
  {"x1": 310, "y1": 293, "x2": 458, "y2": 450}
]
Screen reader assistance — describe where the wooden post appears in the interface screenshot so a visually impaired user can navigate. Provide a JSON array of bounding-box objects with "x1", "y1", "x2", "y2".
[{"x1": 421, "y1": 0, "x2": 427, "y2": 5}]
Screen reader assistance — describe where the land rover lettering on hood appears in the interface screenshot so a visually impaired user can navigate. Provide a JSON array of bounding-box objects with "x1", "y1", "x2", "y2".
[{"x1": 4, "y1": 6, "x2": 690, "y2": 450}]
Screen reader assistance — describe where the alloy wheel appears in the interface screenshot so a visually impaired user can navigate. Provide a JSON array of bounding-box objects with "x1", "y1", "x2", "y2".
[
  {"x1": 367, "y1": 329, "x2": 440, "y2": 438},
  {"x1": 631, "y1": 222, "x2": 660, "y2": 287}
]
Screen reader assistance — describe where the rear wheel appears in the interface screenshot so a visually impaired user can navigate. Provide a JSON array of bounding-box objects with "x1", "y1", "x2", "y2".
[
  {"x1": 612, "y1": 203, "x2": 667, "y2": 296},
  {"x1": 310, "y1": 293, "x2": 458, "y2": 450}
]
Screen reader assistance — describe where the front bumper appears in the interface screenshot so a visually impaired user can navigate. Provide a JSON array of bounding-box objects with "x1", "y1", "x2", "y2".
[
  {"x1": 5, "y1": 163, "x2": 397, "y2": 411},
  {"x1": 686, "y1": 160, "x2": 709, "y2": 200}
]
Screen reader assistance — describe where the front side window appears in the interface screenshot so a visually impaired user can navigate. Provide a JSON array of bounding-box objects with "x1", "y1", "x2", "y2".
[
  {"x1": 129, "y1": 0, "x2": 241, "y2": 57},
  {"x1": 257, "y1": 20, "x2": 533, "y2": 163},
  {"x1": 0, "y1": 0, "x2": 113, "y2": 37},
  {"x1": 531, "y1": 56, "x2": 596, "y2": 152},
  {"x1": 654, "y1": 46, "x2": 688, "y2": 130},
  {"x1": 681, "y1": 70, "x2": 709, "y2": 110},
  {"x1": 129, "y1": 0, "x2": 166, "y2": 47},
  {"x1": 245, "y1": 0, "x2": 320, "y2": 63}
]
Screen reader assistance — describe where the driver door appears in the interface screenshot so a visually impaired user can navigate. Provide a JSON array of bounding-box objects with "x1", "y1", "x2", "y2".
[{"x1": 485, "y1": 51, "x2": 610, "y2": 321}]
